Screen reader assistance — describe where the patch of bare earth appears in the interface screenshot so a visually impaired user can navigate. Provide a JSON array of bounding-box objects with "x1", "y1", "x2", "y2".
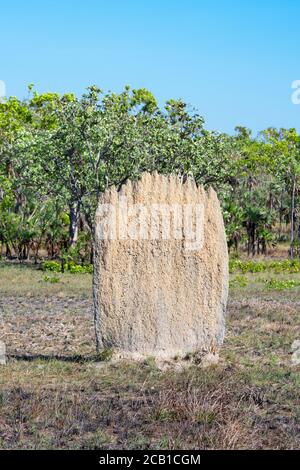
[
  {"x1": 0, "y1": 266, "x2": 300, "y2": 449},
  {"x1": 0, "y1": 295, "x2": 94, "y2": 358}
]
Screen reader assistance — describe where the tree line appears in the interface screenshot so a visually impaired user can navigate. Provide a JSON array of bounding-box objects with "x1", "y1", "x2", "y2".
[{"x1": 1, "y1": 85, "x2": 300, "y2": 263}]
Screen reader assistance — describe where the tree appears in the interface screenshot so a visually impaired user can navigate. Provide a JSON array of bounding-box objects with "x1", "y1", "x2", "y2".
[{"x1": 262, "y1": 128, "x2": 300, "y2": 258}]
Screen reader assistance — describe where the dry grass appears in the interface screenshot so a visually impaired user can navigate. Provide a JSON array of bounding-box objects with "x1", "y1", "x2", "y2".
[{"x1": 0, "y1": 261, "x2": 300, "y2": 449}]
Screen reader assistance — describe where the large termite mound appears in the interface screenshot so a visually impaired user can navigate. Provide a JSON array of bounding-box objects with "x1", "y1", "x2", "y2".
[{"x1": 93, "y1": 172, "x2": 228, "y2": 363}]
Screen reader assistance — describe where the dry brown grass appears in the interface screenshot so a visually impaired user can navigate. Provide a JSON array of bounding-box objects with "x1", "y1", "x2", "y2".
[{"x1": 0, "y1": 261, "x2": 300, "y2": 449}]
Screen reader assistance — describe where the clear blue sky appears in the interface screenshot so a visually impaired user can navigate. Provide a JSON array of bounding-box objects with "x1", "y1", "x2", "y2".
[{"x1": 1, "y1": 0, "x2": 299, "y2": 134}]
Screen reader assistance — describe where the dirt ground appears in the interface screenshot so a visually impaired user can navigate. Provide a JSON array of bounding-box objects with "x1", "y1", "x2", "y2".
[{"x1": 0, "y1": 262, "x2": 300, "y2": 449}]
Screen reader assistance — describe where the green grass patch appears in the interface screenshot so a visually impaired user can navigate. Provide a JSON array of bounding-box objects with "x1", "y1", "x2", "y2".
[
  {"x1": 229, "y1": 258, "x2": 300, "y2": 274},
  {"x1": 42, "y1": 260, "x2": 93, "y2": 274},
  {"x1": 265, "y1": 278, "x2": 300, "y2": 290}
]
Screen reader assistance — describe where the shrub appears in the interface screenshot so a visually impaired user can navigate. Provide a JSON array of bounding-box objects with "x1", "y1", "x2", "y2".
[
  {"x1": 66, "y1": 262, "x2": 93, "y2": 274},
  {"x1": 229, "y1": 275, "x2": 248, "y2": 288},
  {"x1": 42, "y1": 261, "x2": 61, "y2": 272},
  {"x1": 229, "y1": 258, "x2": 300, "y2": 274},
  {"x1": 42, "y1": 260, "x2": 93, "y2": 274},
  {"x1": 43, "y1": 275, "x2": 60, "y2": 283},
  {"x1": 266, "y1": 278, "x2": 300, "y2": 290}
]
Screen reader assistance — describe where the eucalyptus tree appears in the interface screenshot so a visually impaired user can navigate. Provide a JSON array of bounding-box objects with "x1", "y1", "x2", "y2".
[
  {"x1": 25, "y1": 85, "x2": 167, "y2": 246},
  {"x1": 0, "y1": 95, "x2": 36, "y2": 257},
  {"x1": 262, "y1": 128, "x2": 300, "y2": 258},
  {"x1": 225, "y1": 126, "x2": 279, "y2": 255}
]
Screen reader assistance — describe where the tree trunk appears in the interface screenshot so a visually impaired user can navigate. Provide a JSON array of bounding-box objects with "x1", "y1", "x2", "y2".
[
  {"x1": 5, "y1": 243, "x2": 11, "y2": 258},
  {"x1": 279, "y1": 190, "x2": 283, "y2": 239},
  {"x1": 69, "y1": 201, "x2": 81, "y2": 248},
  {"x1": 247, "y1": 222, "x2": 256, "y2": 256},
  {"x1": 290, "y1": 177, "x2": 296, "y2": 259}
]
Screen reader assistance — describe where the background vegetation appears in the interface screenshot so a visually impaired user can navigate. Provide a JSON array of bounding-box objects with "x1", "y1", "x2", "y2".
[{"x1": 1, "y1": 85, "x2": 300, "y2": 265}]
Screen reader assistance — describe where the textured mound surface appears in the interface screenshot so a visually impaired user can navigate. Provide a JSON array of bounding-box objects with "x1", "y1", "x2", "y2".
[{"x1": 93, "y1": 172, "x2": 228, "y2": 360}]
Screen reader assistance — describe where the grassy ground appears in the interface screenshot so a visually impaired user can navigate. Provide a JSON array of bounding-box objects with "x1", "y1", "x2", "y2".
[{"x1": 0, "y1": 261, "x2": 300, "y2": 449}]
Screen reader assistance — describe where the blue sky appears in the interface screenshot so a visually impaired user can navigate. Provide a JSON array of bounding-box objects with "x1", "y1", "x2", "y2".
[{"x1": 1, "y1": 0, "x2": 299, "y2": 134}]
